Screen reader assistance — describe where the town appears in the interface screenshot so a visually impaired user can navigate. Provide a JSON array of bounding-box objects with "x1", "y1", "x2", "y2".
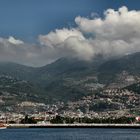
[{"x1": 0, "y1": 88, "x2": 140, "y2": 125}]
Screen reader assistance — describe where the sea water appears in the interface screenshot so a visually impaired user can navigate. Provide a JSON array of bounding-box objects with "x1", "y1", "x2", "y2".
[{"x1": 0, "y1": 128, "x2": 140, "y2": 140}]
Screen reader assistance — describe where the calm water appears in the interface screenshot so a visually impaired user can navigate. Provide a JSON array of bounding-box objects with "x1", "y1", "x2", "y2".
[{"x1": 0, "y1": 128, "x2": 140, "y2": 140}]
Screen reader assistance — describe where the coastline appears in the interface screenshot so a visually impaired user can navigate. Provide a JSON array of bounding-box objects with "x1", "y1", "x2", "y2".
[{"x1": 6, "y1": 124, "x2": 140, "y2": 129}]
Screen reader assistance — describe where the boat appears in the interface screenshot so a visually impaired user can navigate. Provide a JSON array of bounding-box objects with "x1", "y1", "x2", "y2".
[{"x1": 0, "y1": 124, "x2": 7, "y2": 129}]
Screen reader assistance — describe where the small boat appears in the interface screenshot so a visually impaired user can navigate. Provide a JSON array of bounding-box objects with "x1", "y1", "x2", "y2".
[{"x1": 0, "y1": 124, "x2": 7, "y2": 129}]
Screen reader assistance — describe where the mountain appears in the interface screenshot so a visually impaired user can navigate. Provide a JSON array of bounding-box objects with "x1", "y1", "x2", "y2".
[
  {"x1": 38, "y1": 53, "x2": 140, "y2": 101},
  {"x1": 98, "y1": 52, "x2": 140, "y2": 84},
  {"x1": 0, "y1": 52, "x2": 140, "y2": 105},
  {"x1": 0, "y1": 56, "x2": 105, "y2": 103},
  {"x1": 0, "y1": 62, "x2": 35, "y2": 81},
  {"x1": 35, "y1": 56, "x2": 105, "y2": 101},
  {"x1": 0, "y1": 75, "x2": 47, "y2": 112}
]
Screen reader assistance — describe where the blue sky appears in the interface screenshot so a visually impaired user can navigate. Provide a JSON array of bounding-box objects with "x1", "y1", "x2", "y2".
[{"x1": 0, "y1": 0, "x2": 140, "y2": 42}]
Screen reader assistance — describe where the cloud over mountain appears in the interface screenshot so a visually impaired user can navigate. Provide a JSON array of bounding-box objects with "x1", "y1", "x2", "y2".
[
  {"x1": 0, "y1": 6, "x2": 140, "y2": 66},
  {"x1": 39, "y1": 28, "x2": 94, "y2": 60},
  {"x1": 75, "y1": 6, "x2": 140, "y2": 56},
  {"x1": 39, "y1": 6, "x2": 140, "y2": 63}
]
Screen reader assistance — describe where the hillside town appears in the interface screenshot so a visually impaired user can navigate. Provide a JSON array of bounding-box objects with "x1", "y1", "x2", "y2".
[{"x1": 0, "y1": 87, "x2": 140, "y2": 124}]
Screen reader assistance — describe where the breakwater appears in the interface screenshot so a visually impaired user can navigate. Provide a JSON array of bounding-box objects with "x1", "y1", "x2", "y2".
[{"x1": 6, "y1": 124, "x2": 140, "y2": 129}]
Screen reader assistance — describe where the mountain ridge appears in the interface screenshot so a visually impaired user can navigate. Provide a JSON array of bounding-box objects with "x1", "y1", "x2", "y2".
[{"x1": 0, "y1": 52, "x2": 140, "y2": 103}]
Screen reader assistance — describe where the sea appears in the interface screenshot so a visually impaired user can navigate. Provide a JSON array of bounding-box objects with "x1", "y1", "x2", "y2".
[{"x1": 0, "y1": 128, "x2": 140, "y2": 140}]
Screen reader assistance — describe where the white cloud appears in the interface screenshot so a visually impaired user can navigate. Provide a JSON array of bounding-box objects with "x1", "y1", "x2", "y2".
[
  {"x1": 0, "y1": 37, "x2": 42, "y2": 66},
  {"x1": 75, "y1": 6, "x2": 140, "y2": 40},
  {"x1": 39, "y1": 28, "x2": 85, "y2": 46},
  {"x1": 38, "y1": 6, "x2": 140, "y2": 63},
  {"x1": 8, "y1": 36, "x2": 24, "y2": 45},
  {"x1": 75, "y1": 6, "x2": 140, "y2": 57},
  {"x1": 38, "y1": 28, "x2": 94, "y2": 60},
  {"x1": 0, "y1": 6, "x2": 140, "y2": 66}
]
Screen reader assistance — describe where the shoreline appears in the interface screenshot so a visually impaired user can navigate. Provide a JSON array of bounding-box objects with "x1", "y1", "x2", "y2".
[{"x1": 6, "y1": 124, "x2": 140, "y2": 129}]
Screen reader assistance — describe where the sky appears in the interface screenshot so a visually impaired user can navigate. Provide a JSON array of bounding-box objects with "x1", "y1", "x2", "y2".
[
  {"x1": 0, "y1": 0, "x2": 140, "y2": 42},
  {"x1": 0, "y1": 0, "x2": 140, "y2": 66}
]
